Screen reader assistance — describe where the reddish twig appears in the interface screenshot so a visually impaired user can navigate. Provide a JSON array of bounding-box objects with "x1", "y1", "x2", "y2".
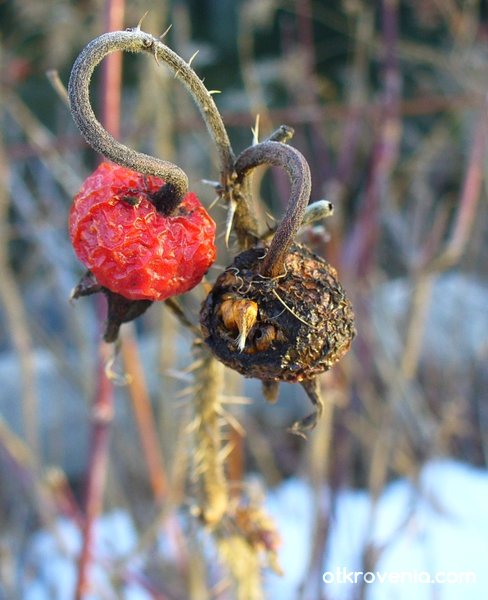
[
  {"x1": 75, "y1": 2, "x2": 125, "y2": 598},
  {"x1": 344, "y1": 0, "x2": 401, "y2": 277},
  {"x1": 120, "y1": 326, "x2": 168, "y2": 503},
  {"x1": 75, "y1": 343, "x2": 115, "y2": 599},
  {"x1": 100, "y1": 0, "x2": 125, "y2": 140},
  {"x1": 425, "y1": 101, "x2": 487, "y2": 270}
]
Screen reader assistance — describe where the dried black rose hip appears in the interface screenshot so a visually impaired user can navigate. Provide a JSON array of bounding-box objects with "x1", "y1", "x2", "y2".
[
  {"x1": 200, "y1": 139, "x2": 355, "y2": 435},
  {"x1": 201, "y1": 244, "x2": 354, "y2": 378},
  {"x1": 200, "y1": 243, "x2": 355, "y2": 434}
]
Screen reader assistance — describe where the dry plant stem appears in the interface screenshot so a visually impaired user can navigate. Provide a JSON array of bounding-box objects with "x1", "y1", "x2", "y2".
[
  {"x1": 75, "y1": 7, "x2": 124, "y2": 599},
  {"x1": 298, "y1": 379, "x2": 336, "y2": 600},
  {"x1": 401, "y1": 102, "x2": 487, "y2": 378},
  {"x1": 234, "y1": 141, "x2": 311, "y2": 277},
  {"x1": 335, "y1": 8, "x2": 372, "y2": 190},
  {"x1": 350, "y1": 0, "x2": 401, "y2": 277},
  {"x1": 427, "y1": 103, "x2": 487, "y2": 270},
  {"x1": 5, "y1": 91, "x2": 82, "y2": 195},
  {"x1": 0, "y1": 417, "x2": 43, "y2": 511},
  {"x1": 76, "y1": 344, "x2": 114, "y2": 600},
  {"x1": 237, "y1": 3, "x2": 274, "y2": 132},
  {"x1": 100, "y1": 0, "x2": 125, "y2": 139},
  {"x1": 68, "y1": 28, "x2": 234, "y2": 199},
  {"x1": 120, "y1": 325, "x2": 168, "y2": 503},
  {"x1": 0, "y1": 135, "x2": 38, "y2": 455},
  {"x1": 0, "y1": 417, "x2": 84, "y2": 537},
  {"x1": 46, "y1": 69, "x2": 70, "y2": 105},
  {"x1": 193, "y1": 346, "x2": 228, "y2": 526}
]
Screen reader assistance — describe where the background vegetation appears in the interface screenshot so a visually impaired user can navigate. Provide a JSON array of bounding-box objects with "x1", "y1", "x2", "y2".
[{"x1": 0, "y1": 0, "x2": 487, "y2": 598}]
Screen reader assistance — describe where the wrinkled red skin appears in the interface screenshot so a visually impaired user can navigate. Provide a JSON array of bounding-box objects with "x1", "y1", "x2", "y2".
[{"x1": 69, "y1": 162, "x2": 216, "y2": 301}]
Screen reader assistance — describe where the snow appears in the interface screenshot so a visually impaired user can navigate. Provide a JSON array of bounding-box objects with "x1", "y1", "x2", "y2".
[
  {"x1": 372, "y1": 274, "x2": 488, "y2": 370},
  {"x1": 22, "y1": 511, "x2": 140, "y2": 600},
  {"x1": 265, "y1": 459, "x2": 488, "y2": 600},
  {"x1": 21, "y1": 459, "x2": 488, "y2": 599}
]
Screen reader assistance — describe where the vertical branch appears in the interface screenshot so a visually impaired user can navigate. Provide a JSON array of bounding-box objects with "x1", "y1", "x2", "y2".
[
  {"x1": 120, "y1": 325, "x2": 168, "y2": 503},
  {"x1": 0, "y1": 125, "x2": 38, "y2": 456},
  {"x1": 237, "y1": 3, "x2": 274, "y2": 131},
  {"x1": 401, "y1": 101, "x2": 487, "y2": 379},
  {"x1": 75, "y1": 3, "x2": 124, "y2": 598},
  {"x1": 75, "y1": 344, "x2": 114, "y2": 600},
  {"x1": 193, "y1": 346, "x2": 228, "y2": 526},
  {"x1": 333, "y1": 6, "x2": 374, "y2": 196},
  {"x1": 428, "y1": 104, "x2": 487, "y2": 270},
  {"x1": 100, "y1": 0, "x2": 125, "y2": 139},
  {"x1": 345, "y1": 0, "x2": 401, "y2": 277},
  {"x1": 295, "y1": 0, "x2": 331, "y2": 189}
]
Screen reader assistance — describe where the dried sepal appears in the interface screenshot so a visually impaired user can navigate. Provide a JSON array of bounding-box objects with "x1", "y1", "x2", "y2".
[{"x1": 71, "y1": 270, "x2": 152, "y2": 343}]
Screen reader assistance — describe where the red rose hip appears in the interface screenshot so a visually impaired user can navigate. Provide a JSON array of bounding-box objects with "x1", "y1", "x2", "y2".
[{"x1": 69, "y1": 162, "x2": 216, "y2": 301}]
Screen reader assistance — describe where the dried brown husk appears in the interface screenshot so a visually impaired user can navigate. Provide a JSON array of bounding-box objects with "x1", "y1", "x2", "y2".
[{"x1": 200, "y1": 243, "x2": 355, "y2": 384}]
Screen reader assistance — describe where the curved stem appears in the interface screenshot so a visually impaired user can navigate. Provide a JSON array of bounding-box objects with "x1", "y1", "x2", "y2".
[
  {"x1": 68, "y1": 28, "x2": 235, "y2": 200},
  {"x1": 234, "y1": 141, "x2": 311, "y2": 278}
]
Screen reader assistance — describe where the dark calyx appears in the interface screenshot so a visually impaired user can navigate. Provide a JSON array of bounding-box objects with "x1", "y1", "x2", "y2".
[
  {"x1": 72, "y1": 271, "x2": 152, "y2": 342},
  {"x1": 148, "y1": 182, "x2": 182, "y2": 216}
]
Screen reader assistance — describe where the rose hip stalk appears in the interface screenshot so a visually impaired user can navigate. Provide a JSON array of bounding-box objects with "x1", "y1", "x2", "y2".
[
  {"x1": 70, "y1": 162, "x2": 216, "y2": 341},
  {"x1": 67, "y1": 28, "x2": 234, "y2": 342}
]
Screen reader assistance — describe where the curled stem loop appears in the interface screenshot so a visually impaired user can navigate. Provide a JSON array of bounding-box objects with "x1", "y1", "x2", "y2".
[
  {"x1": 234, "y1": 141, "x2": 312, "y2": 278},
  {"x1": 68, "y1": 29, "x2": 235, "y2": 202}
]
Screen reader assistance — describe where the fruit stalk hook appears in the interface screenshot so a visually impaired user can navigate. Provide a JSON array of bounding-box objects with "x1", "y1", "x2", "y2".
[{"x1": 234, "y1": 141, "x2": 312, "y2": 278}]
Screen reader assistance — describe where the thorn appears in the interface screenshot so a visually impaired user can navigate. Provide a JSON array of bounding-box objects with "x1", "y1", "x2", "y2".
[
  {"x1": 251, "y1": 114, "x2": 260, "y2": 145},
  {"x1": 225, "y1": 197, "x2": 237, "y2": 247},
  {"x1": 159, "y1": 24, "x2": 173, "y2": 40},
  {"x1": 135, "y1": 10, "x2": 150, "y2": 31},
  {"x1": 201, "y1": 179, "x2": 224, "y2": 191},
  {"x1": 175, "y1": 385, "x2": 197, "y2": 398},
  {"x1": 208, "y1": 196, "x2": 221, "y2": 211},
  {"x1": 208, "y1": 90, "x2": 222, "y2": 95},
  {"x1": 221, "y1": 395, "x2": 253, "y2": 405},
  {"x1": 193, "y1": 460, "x2": 207, "y2": 477},
  {"x1": 187, "y1": 49, "x2": 200, "y2": 68},
  {"x1": 264, "y1": 210, "x2": 276, "y2": 223},
  {"x1": 46, "y1": 69, "x2": 69, "y2": 107},
  {"x1": 185, "y1": 415, "x2": 202, "y2": 434},
  {"x1": 215, "y1": 405, "x2": 246, "y2": 436},
  {"x1": 218, "y1": 442, "x2": 236, "y2": 462},
  {"x1": 184, "y1": 358, "x2": 205, "y2": 372}
]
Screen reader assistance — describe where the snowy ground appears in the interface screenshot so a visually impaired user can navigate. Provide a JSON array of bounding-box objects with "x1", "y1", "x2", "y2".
[
  {"x1": 266, "y1": 459, "x2": 488, "y2": 599},
  {"x1": 20, "y1": 458, "x2": 488, "y2": 599}
]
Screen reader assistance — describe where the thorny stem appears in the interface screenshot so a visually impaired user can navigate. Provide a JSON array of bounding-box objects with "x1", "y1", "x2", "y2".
[
  {"x1": 68, "y1": 28, "x2": 235, "y2": 201},
  {"x1": 193, "y1": 345, "x2": 228, "y2": 526},
  {"x1": 234, "y1": 141, "x2": 311, "y2": 278}
]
